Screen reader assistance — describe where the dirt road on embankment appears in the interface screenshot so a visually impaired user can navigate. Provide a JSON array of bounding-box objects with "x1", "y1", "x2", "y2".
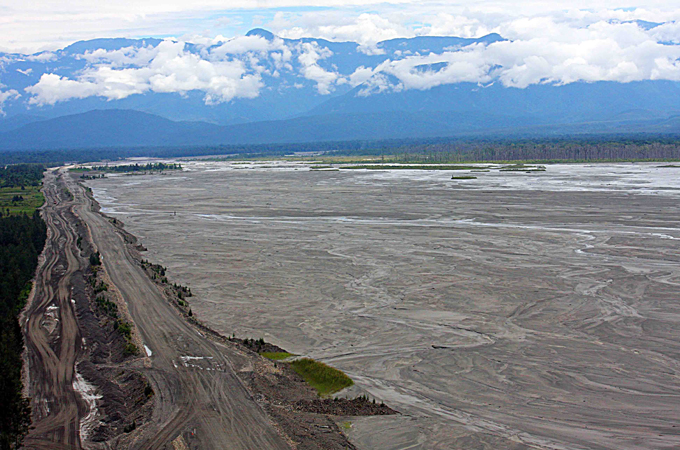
[
  {"x1": 22, "y1": 169, "x2": 88, "y2": 449},
  {"x1": 22, "y1": 169, "x2": 292, "y2": 449}
]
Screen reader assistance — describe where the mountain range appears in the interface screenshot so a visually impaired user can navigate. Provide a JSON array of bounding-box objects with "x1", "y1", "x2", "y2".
[{"x1": 0, "y1": 29, "x2": 679, "y2": 150}]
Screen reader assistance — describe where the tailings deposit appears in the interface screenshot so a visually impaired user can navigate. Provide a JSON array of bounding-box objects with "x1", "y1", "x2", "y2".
[{"x1": 87, "y1": 162, "x2": 680, "y2": 450}]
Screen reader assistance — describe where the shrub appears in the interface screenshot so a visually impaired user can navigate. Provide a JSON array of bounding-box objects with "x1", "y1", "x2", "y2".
[
  {"x1": 123, "y1": 343, "x2": 138, "y2": 356},
  {"x1": 89, "y1": 251, "x2": 101, "y2": 266}
]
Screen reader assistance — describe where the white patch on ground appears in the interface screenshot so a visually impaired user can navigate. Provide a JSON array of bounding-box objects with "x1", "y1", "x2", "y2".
[
  {"x1": 180, "y1": 355, "x2": 213, "y2": 361},
  {"x1": 144, "y1": 344, "x2": 153, "y2": 357},
  {"x1": 72, "y1": 369, "x2": 102, "y2": 443},
  {"x1": 178, "y1": 355, "x2": 214, "y2": 370},
  {"x1": 43, "y1": 304, "x2": 60, "y2": 334}
]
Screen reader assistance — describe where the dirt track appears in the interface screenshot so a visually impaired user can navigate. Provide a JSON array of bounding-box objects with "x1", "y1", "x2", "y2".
[
  {"x1": 70, "y1": 172, "x2": 293, "y2": 449},
  {"x1": 23, "y1": 169, "x2": 292, "y2": 449},
  {"x1": 23, "y1": 170, "x2": 87, "y2": 449}
]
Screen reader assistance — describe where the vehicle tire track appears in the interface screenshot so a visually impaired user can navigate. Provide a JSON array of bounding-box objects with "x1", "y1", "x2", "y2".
[{"x1": 23, "y1": 171, "x2": 87, "y2": 449}]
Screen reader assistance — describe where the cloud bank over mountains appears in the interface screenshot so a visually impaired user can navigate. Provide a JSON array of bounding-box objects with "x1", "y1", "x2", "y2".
[
  {"x1": 2, "y1": 15, "x2": 679, "y2": 113},
  {"x1": 1, "y1": 2, "x2": 680, "y2": 147}
]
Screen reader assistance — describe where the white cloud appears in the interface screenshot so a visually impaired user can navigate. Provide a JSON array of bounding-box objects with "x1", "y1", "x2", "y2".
[
  {"x1": 26, "y1": 52, "x2": 57, "y2": 62},
  {"x1": 2, "y1": 1, "x2": 680, "y2": 53},
  {"x1": 419, "y1": 13, "x2": 492, "y2": 39},
  {"x1": 296, "y1": 41, "x2": 342, "y2": 94},
  {"x1": 0, "y1": 89, "x2": 20, "y2": 114},
  {"x1": 80, "y1": 45, "x2": 161, "y2": 67},
  {"x1": 345, "y1": 18, "x2": 680, "y2": 93},
  {"x1": 25, "y1": 40, "x2": 264, "y2": 105},
  {"x1": 25, "y1": 74, "x2": 100, "y2": 105},
  {"x1": 349, "y1": 66, "x2": 375, "y2": 86},
  {"x1": 211, "y1": 35, "x2": 273, "y2": 56},
  {"x1": 357, "y1": 73, "x2": 402, "y2": 96},
  {"x1": 11, "y1": 8, "x2": 680, "y2": 105},
  {"x1": 273, "y1": 12, "x2": 411, "y2": 47},
  {"x1": 371, "y1": 47, "x2": 491, "y2": 91},
  {"x1": 650, "y1": 21, "x2": 680, "y2": 43}
]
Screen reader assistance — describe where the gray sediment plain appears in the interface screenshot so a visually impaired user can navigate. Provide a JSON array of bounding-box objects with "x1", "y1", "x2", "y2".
[{"x1": 87, "y1": 162, "x2": 680, "y2": 449}]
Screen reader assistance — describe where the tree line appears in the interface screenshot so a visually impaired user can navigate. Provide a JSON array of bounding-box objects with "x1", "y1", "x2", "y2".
[
  {"x1": 371, "y1": 140, "x2": 680, "y2": 163},
  {"x1": 0, "y1": 165, "x2": 44, "y2": 188},
  {"x1": 1, "y1": 136, "x2": 680, "y2": 165},
  {"x1": 0, "y1": 164, "x2": 46, "y2": 448},
  {"x1": 0, "y1": 210, "x2": 47, "y2": 448},
  {"x1": 90, "y1": 162, "x2": 182, "y2": 172}
]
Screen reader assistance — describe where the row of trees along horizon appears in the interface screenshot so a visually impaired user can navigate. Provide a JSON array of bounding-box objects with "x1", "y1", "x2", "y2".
[
  {"x1": 0, "y1": 164, "x2": 46, "y2": 449},
  {"x1": 1, "y1": 137, "x2": 680, "y2": 165},
  {"x1": 330, "y1": 139, "x2": 680, "y2": 162},
  {"x1": 89, "y1": 162, "x2": 182, "y2": 172}
]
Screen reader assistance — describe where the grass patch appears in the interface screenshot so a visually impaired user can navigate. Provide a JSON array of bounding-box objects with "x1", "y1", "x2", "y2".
[
  {"x1": 0, "y1": 185, "x2": 45, "y2": 216},
  {"x1": 261, "y1": 352, "x2": 295, "y2": 360},
  {"x1": 290, "y1": 358, "x2": 354, "y2": 396}
]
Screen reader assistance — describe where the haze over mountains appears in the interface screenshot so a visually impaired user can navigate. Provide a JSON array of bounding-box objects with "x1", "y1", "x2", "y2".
[{"x1": 1, "y1": 27, "x2": 680, "y2": 149}]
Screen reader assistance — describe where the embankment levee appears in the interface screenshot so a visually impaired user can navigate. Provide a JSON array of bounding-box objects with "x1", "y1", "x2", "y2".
[{"x1": 21, "y1": 169, "x2": 153, "y2": 449}]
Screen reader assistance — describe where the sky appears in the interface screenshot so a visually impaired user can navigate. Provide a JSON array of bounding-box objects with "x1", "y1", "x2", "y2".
[
  {"x1": 2, "y1": 0, "x2": 680, "y2": 53},
  {"x1": 2, "y1": 0, "x2": 680, "y2": 110}
]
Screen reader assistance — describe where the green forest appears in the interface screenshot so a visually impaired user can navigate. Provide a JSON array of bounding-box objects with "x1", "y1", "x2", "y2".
[
  {"x1": 0, "y1": 165, "x2": 44, "y2": 189},
  {"x1": 0, "y1": 165, "x2": 46, "y2": 449}
]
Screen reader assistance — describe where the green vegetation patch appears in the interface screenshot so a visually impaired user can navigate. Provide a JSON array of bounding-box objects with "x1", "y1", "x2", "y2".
[
  {"x1": 0, "y1": 185, "x2": 45, "y2": 216},
  {"x1": 290, "y1": 358, "x2": 354, "y2": 396},
  {"x1": 261, "y1": 352, "x2": 295, "y2": 360},
  {"x1": 95, "y1": 296, "x2": 118, "y2": 318}
]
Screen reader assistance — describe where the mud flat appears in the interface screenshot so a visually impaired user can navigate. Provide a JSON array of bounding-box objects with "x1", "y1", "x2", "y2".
[{"x1": 87, "y1": 162, "x2": 680, "y2": 449}]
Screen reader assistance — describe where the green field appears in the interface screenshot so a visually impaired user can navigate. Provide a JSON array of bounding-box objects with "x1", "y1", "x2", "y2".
[
  {"x1": 261, "y1": 352, "x2": 295, "y2": 360},
  {"x1": 0, "y1": 185, "x2": 44, "y2": 216},
  {"x1": 290, "y1": 358, "x2": 354, "y2": 396}
]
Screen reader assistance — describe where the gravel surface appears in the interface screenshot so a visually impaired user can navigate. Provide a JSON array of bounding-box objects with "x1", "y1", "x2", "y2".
[{"x1": 88, "y1": 161, "x2": 680, "y2": 449}]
